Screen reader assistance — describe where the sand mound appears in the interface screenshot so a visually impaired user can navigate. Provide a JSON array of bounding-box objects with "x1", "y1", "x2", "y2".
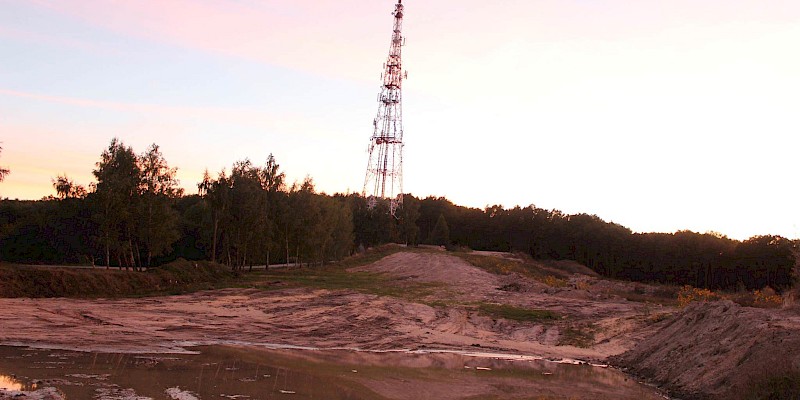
[
  {"x1": 351, "y1": 252, "x2": 503, "y2": 297},
  {"x1": 613, "y1": 300, "x2": 800, "y2": 399}
]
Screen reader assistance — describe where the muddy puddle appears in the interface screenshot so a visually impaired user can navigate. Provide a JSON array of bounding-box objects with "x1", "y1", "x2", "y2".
[{"x1": 0, "y1": 345, "x2": 665, "y2": 399}]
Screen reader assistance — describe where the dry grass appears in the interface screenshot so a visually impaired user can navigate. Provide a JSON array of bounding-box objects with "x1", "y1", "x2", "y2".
[
  {"x1": 543, "y1": 275, "x2": 568, "y2": 288},
  {"x1": 677, "y1": 285, "x2": 725, "y2": 308},
  {"x1": 678, "y1": 285, "x2": 786, "y2": 309},
  {"x1": 784, "y1": 287, "x2": 798, "y2": 309},
  {"x1": 455, "y1": 253, "x2": 573, "y2": 287},
  {"x1": 476, "y1": 303, "x2": 560, "y2": 322},
  {"x1": 558, "y1": 325, "x2": 596, "y2": 348}
]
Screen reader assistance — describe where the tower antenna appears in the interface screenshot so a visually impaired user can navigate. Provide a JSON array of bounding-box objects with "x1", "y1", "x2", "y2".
[{"x1": 363, "y1": 0, "x2": 406, "y2": 217}]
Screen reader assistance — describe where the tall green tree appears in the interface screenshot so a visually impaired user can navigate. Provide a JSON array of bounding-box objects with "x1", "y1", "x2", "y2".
[
  {"x1": 317, "y1": 194, "x2": 354, "y2": 264},
  {"x1": 431, "y1": 213, "x2": 450, "y2": 246},
  {"x1": 226, "y1": 159, "x2": 266, "y2": 269},
  {"x1": 198, "y1": 156, "x2": 289, "y2": 269},
  {"x1": 258, "y1": 154, "x2": 285, "y2": 267},
  {"x1": 92, "y1": 138, "x2": 140, "y2": 268},
  {"x1": 137, "y1": 144, "x2": 182, "y2": 267},
  {"x1": 52, "y1": 174, "x2": 87, "y2": 199},
  {"x1": 286, "y1": 177, "x2": 322, "y2": 266},
  {"x1": 398, "y1": 195, "x2": 421, "y2": 245},
  {"x1": 351, "y1": 195, "x2": 394, "y2": 247},
  {"x1": 198, "y1": 169, "x2": 230, "y2": 263}
]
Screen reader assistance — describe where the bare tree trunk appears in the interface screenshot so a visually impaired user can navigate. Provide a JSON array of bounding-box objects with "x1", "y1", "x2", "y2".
[
  {"x1": 105, "y1": 241, "x2": 110, "y2": 270},
  {"x1": 285, "y1": 227, "x2": 290, "y2": 267},
  {"x1": 135, "y1": 242, "x2": 143, "y2": 270},
  {"x1": 241, "y1": 242, "x2": 248, "y2": 271},
  {"x1": 129, "y1": 239, "x2": 137, "y2": 271},
  {"x1": 146, "y1": 202, "x2": 152, "y2": 269},
  {"x1": 211, "y1": 217, "x2": 219, "y2": 262}
]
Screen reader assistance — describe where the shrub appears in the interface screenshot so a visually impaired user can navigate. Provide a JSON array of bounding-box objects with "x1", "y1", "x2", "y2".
[
  {"x1": 677, "y1": 285, "x2": 723, "y2": 308},
  {"x1": 574, "y1": 280, "x2": 591, "y2": 291},
  {"x1": 784, "y1": 287, "x2": 798, "y2": 309},
  {"x1": 542, "y1": 275, "x2": 568, "y2": 288},
  {"x1": 753, "y1": 287, "x2": 783, "y2": 308}
]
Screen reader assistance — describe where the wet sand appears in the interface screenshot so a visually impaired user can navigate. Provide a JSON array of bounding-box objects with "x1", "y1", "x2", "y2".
[{"x1": 0, "y1": 345, "x2": 666, "y2": 400}]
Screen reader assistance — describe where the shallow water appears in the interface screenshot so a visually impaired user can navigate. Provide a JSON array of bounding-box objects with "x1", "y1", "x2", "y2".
[{"x1": 0, "y1": 345, "x2": 665, "y2": 399}]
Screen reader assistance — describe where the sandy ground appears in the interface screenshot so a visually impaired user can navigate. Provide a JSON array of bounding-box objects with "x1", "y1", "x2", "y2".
[
  {"x1": 0, "y1": 251, "x2": 666, "y2": 363},
  {"x1": 11, "y1": 250, "x2": 798, "y2": 399}
]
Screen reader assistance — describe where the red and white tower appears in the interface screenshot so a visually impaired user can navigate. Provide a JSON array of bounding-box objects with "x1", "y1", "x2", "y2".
[{"x1": 363, "y1": 0, "x2": 407, "y2": 216}]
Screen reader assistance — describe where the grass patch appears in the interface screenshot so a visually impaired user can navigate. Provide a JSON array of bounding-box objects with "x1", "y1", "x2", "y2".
[
  {"x1": 477, "y1": 303, "x2": 560, "y2": 322},
  {"x1": 328, "y1": 244, "x2": 409, "y2": 269},
  {"x1": 456, "y1": 253, "x2": 572, "y2": 287},
  {"x1": 557, "y1": 325, "x2": 595, "y2": 348},
  {"x1": 456, "y1": 253, "x2": 533, "y2": 276},
  {"x1": 612, "y1": 290, "x2": 679, "y2": 306},
  {"x1": 255, "y1": 245, "x2": 446, "y2": 302}
]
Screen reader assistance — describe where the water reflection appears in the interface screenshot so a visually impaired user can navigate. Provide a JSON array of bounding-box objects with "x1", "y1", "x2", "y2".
[
  {"x1": 0, "y1": 345, "x2": 665, "y2": 400},
  {"x1": 0, "y1": 374, "x2": 24, "y2": 391}
]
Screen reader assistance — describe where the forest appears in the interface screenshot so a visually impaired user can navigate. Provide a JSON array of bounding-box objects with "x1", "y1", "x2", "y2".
[{"x1": 0, "y1": 139, "x2": 797, "y2": 292}]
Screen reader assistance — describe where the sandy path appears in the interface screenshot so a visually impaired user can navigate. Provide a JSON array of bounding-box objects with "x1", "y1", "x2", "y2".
[{"x1": 0, "y1": 251, "x2": 665, "y2": 362}]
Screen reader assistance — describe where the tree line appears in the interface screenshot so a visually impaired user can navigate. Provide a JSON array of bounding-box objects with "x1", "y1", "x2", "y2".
[
  {"x1": 0, "y1": 139, "x2": 353, "y2": 270},
  {"x1": 0, "y1": 139, "x2": 796, "y2": 291},
  {"x1": 410, "y1": 197, "x2": 798, "y2": 291}
]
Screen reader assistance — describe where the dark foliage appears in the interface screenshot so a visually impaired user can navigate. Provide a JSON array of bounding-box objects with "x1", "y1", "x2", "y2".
[
  {"x1": 0, "y1": 139, "x2": 795, "y2": 292},
  {"x1": 413, "y1": 196, "x2": 796, "y2": 291}
]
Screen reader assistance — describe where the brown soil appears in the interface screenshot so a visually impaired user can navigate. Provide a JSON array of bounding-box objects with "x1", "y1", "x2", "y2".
[
  {"x1": 613, "y1": 300, "x2": 800, "y2": 399},
  {"x1": 2, "y1": 250, "x2": 797, "y2": 398},
  {"x1": 0, "y1": 251, "x2": 666, "y2": 360}
]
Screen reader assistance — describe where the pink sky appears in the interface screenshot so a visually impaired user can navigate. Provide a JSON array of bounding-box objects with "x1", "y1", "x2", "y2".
[{"x1": 2, "y1": 0, "x2": 799, "y2": 240}]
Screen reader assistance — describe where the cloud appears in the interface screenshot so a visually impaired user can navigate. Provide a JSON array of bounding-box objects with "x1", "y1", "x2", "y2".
[
  {"x1": 0, "y1": 87, "x2": 291, "y2": 127},
  {"x1": 27, "y1": 0, "x2": 391, "y2": 82}
]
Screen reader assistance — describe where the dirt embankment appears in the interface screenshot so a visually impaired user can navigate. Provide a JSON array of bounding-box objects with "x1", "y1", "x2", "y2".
[
  {"x1": 0, "y1": 260, "x2": 236, "y2": 298},
  {"x1": 613, "y1": 300, "x2": 800, "y2": 399}
]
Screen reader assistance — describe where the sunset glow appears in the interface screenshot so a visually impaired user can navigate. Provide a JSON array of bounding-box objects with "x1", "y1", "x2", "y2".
[{"x1": 1, "y1": 0, "x2": 798, "y2": 240}]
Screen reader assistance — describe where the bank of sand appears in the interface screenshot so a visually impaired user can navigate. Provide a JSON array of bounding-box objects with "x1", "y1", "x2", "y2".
[{"x1": 2, "y1": 250, "x2": 799, "y2": 399}]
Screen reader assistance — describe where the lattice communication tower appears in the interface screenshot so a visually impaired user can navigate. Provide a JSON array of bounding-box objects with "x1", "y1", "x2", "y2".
[{"x1": 363, "y1": 0, "x2": 407, "y2": 217}]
